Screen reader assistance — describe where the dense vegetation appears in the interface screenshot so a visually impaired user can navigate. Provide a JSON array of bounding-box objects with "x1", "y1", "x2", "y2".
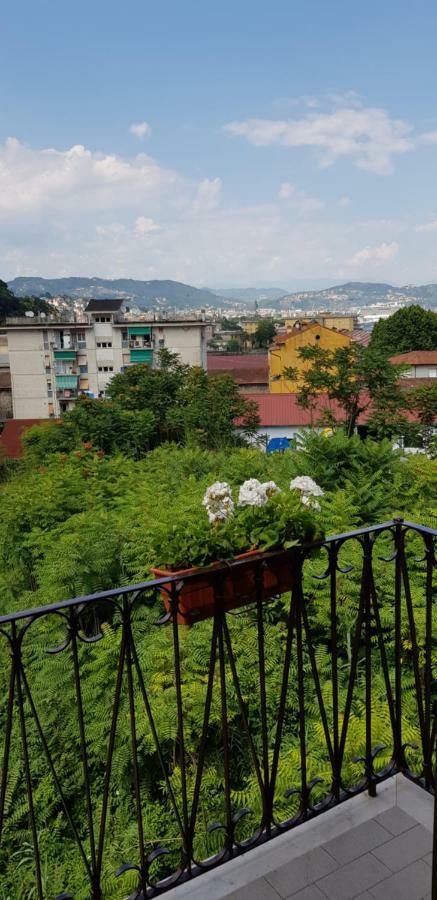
[
  {"x1": 370, "y1": 304, "x2": 437, "y2": 355},
  {"x1": 0, "y1": 280, "x2": 51, "y2": 323},
  {"x1": 0, "y1": 428, "x2": 435, "y2": 897}
]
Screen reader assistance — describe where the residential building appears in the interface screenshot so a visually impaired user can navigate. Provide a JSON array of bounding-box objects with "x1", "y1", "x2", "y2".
[
  {"x1": 5, "y1": 299, "x2": 208, "y2": 419},
  {"x1": 269, "y1": 321, "x2": 351, "y2": 393},
  {"x1": 390, "y1": 350, "x2": 437, "y2": 378},
  {"x1": 207, "y1": 352, "x2": 268, "y2": 392}
]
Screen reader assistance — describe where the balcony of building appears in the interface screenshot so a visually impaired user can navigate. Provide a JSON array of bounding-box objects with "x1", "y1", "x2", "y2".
[{"x1": 0, "y1": 520, "x2": 435, "y2": 899}]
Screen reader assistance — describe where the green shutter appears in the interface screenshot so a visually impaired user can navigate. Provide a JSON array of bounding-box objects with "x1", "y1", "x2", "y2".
[
  {"x1": 54, "y1": 350, "x2": 76, "y2": 360},
  {"x1": 130, "y1": 349, "x2": 153, "y2": 364},
  {"x1": 128, "y1": 326, "x2": 151, "y2": 336},
  {"x1": 56, "y1": 375, "x2": 79, "y2": 389}
]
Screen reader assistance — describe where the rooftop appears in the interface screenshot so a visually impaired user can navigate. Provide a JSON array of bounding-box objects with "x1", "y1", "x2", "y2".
[
  {"x1": 0, "y1": 418, "x2": 49, "y2": 457},
  {"x1": 390, "y1": 350, "x2": 437, "y2": 365},
  {"x1": 242, "y1": 392, "x2": 345, "y2": 426},
  {"x1": 84, "y1": 298, "x2": 124, "y2": 312}
]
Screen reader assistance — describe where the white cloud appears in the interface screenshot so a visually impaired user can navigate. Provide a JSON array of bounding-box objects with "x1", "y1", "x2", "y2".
[
  {"x1": 418, "y1": 130, "x2": 437, "y2": 145},
  {"x1": 0, "y1": 135, "x2": 433, "y2": 286},
  {"x1": 415, "y1": 220, "x2": 437, "y2": 232},
  {"x1": 278, "y1": 182, "x2": 295, "y2": 199},
  {"x1": 225, "y1": 104, "x2": 414, "y2": 174},
  {"x1": 278, "y1": 182, "x2": 323, "y2": 214},
  {"x1": 347, "y1": 241, "x2": 399, "y2": 267},
  {"x1": 129, "y1": 121, "x2": 152, "y2": 140},
  {"x1": 191, "y1": 177, "x2": 222, "y2": 214},
  {"x1": 0, "y1": 138, "x2": 183, "y2": 218},
  {"x1": 134, "y1": 216, "x2": 161, "y2": 234}
]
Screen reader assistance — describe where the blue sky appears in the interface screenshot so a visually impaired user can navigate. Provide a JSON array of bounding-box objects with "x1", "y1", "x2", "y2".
[{"x1": 2, "y1": 0, "x2": 437, "y2": 288}]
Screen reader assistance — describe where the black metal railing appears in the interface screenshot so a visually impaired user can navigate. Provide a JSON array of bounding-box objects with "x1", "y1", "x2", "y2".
[{"x1": 0, "y1": 519, "x2": 435, "y2": 899}]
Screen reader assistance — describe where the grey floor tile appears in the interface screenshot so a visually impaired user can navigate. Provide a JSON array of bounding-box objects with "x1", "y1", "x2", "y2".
[
  {"x1": 375, "y1": 806, "x2": 418, "y2": 836},
  {"x1": 369, "y1": 858, "x2": 431, "y2": 900},
  {"x1": 423, "y1": 852, "x2": 432, "y2": 866},
  {"x1": 322, "y1": 819, "x2": 391, "y2": 865},
  {"x1": 353, "y1": 894, "x2": 375, "y2": 900},
  {"x1": 226, "y1": 876, "x2": 282, "y2": 899},
  {"x1": 266, "y1": 847, "x2": 337, "y2": 897},
  {"x1": 316, "y1": 853, "x2": 391, "y2": 900},
  {"x1": 286, "y1": 886, "x2": 327, "y2": 900},
  {"x1": 372, "y1": 824, "x2": 432, "y2": 872}
]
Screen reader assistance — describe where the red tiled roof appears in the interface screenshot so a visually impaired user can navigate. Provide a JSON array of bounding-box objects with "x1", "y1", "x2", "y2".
[
  {"x1": 390, "y1": 350, "x2": 437, "y2": 365},
  {"x1": 0, "y1": 419, "x2": 49, "y2": 458},
  {"x1": 340, "y1": 329, "x2": 371, "y2": 346},
  {"x1": 207, "y1": 353, "x2": 268, "y2": 371},
  {"x1": 241, "y1": 393, "x2": 346, "y2": 426}
]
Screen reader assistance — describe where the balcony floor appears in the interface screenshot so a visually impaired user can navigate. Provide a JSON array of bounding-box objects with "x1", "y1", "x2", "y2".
[{"x1": 165, "y1": 776, "x2": 433, "y2": 900}]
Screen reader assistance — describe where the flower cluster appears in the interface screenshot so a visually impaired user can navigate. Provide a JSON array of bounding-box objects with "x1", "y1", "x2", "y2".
[
  {"x1": 238, "y1": 478, "x2": 281, "y2": 508},
  {"x1": 289, "y1": 475, "x2": 324, "y2": 511},
  {"x1": 202, "y1": 482, "x2": 234, "y2": 524}
]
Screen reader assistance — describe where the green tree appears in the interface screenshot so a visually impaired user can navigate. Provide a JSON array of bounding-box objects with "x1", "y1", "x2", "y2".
[
  {"x1": 0, "y1": 279, "x2": 52, "y2": 322},
  {"x1": 254, "y1": 319, "x2": 276, "y2": 348},
  {"x1": 293, "y1": 344, "x2": 408, "y2": 437},
  {"x1": 370, "y1": 305, "x2": 437, "y2": 355}
]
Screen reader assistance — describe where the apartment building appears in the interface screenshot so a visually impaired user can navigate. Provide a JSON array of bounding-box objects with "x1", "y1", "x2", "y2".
[{"x1": 6, "y1": 299, "x2": 208, "y2": 418}]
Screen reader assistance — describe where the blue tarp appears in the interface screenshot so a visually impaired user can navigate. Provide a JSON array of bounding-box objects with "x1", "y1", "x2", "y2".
[{"x1": 267, "y1": 437, "x2": 291, "y2": 453}]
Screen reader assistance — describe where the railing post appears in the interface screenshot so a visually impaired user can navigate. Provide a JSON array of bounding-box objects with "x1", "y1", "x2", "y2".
[{"x1": 432, "y1": 707, "x2": 437, "y2": 900}]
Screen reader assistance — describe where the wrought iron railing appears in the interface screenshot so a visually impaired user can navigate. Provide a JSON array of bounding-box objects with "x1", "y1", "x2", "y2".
[{"x1": 0, "y1": 519, "x2": 435, "y2": 899}]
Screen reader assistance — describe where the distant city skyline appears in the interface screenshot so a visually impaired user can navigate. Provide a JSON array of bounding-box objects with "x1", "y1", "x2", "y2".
[{"x1": 2, "y1": 0, "x2": 437, "y2": 287}]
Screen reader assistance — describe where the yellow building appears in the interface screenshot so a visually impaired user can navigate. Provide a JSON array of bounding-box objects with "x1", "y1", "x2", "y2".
[
  {"x1": 241, "y1": 321, "x2": 258, "y2": 335},
  {"x1": 269, "y1": 321, "x2": 351, "y2": 393}
]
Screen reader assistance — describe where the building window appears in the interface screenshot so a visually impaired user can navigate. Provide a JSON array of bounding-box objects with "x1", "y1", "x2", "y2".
[
  {"x1": 96, "y1": 341, "x2": 112, "y2": 348},
  {"x1": 98, "y1": 366, "x2": 114, "y2": 372},
  {"x1": 429, "y1": 369, "x2": 437, "y2": 378},
  {"x1": 47, "y1": 390, "x2": 53, "y2": 399},
  {"x1": 79, "y1": 364, "x2": 88, "y2": 374},
  {"x1": 43, "y1": 330, "x2": 49, "y2": 350},
  {"x1": 158, "y1": 338, "x2": 165, "y2": 348},
  {"x1": 94, "y1": 315, "x2": 111, "y2": 323},
  {"x1": 46, "y1": 366, "x2": 51, "y2": 374}
]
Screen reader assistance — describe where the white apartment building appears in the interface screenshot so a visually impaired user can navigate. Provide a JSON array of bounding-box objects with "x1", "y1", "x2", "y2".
[{"x1": 6, "y1": 299, "x2": 208, "y2": 419}]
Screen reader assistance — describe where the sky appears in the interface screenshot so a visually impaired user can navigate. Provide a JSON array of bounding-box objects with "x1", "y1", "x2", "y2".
[{"x1": 1, "y1": 0, "x2": 437, "y2": 289}]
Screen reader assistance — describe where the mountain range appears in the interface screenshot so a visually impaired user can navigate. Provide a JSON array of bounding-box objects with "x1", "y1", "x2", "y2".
[
  {"x1": 8, "y1": 277, "x2": 229, "y2": 309},
  {"x1": 7, "y1": 276, "x2": 437, "y2": 311}
]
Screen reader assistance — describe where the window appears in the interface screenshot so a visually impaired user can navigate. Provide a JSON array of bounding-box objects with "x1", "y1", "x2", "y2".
[
  {"x1": 158, "y1": 338, "x2": 165, "y2": 348},
  {"x1": 45, "y1": 366, "x2": 51, "y2": 374},
  {"x1": 43, "y1": 330, "x2": 49, "y2": 350},
  {"x1": 79, "y1": 364, "x2": 88, "y2": 374},
  {"x1": 94, "y1": 315, "x2": 111, "y2": 323},
  {"x1": 76, "y1": 330, "x2": 86, "y2": 348},
  {"x1": 47, "y1": 390, "x2": 53, "y2": 399},
  {"x1": 96, "y1": 341, "x2": 112, "y2": 348},
  {"x1": 429, "y1": 369, "x2": 437, "y2": 378},
  {"x1": 98, "y1": 366, "x2": 114, "y2": 372}
]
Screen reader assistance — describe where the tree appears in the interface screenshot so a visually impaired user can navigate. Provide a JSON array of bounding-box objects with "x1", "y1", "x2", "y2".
[
  {"x1": 370, "y1": 305, "x2": 437, "y2": 355},
  {"x1": 254, "y1": 319, "x2": 276, "y2": 348},
  {"x1": 404, "y1": 382, "x2": 437, "y2": 449},
  {"x1": 0, "y1": 279, "x2": 52, "y2": 322},
  {"x1": 293, "y1": 344, "x2": 408, "y2": 437}
]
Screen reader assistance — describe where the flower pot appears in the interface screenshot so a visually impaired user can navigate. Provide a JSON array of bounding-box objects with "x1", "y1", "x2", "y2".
[{"x1": 151, "y1": 548, "x2": 295, "y2": 624}]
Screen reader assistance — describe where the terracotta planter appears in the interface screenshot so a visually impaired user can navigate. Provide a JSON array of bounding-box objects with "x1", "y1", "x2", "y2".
[{"x1": 151, "y1": 548, "x2": 295, "y2": 624}]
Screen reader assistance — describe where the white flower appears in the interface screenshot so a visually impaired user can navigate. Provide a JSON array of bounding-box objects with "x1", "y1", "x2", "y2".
[
  {"x1": 301, "y1": 493, "x2": 321, "y2": 511},
  {"x1": 238, "y1": 478, "x2": 267, "y2": 507},
  {"x1": 202, "y1": 482, "x2": 234, "y2": 524},
  {"x1": 289, "y1": 476, "x2": 324, "y2": 498},
  {"x1": 262, "y1": 481, "x2": 281, "y2": 499}
]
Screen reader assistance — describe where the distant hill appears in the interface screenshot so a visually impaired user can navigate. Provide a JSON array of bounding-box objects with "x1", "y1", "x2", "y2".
[
  {"x1": 278, "y1": 281, "x2": 437, "y2": 310},
  {"x1": 212, "y1": 287, "x2": 289, "y2": 304},
  {"x1": 7, "y1": 277, "x2": 229, "y2": 310}
]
